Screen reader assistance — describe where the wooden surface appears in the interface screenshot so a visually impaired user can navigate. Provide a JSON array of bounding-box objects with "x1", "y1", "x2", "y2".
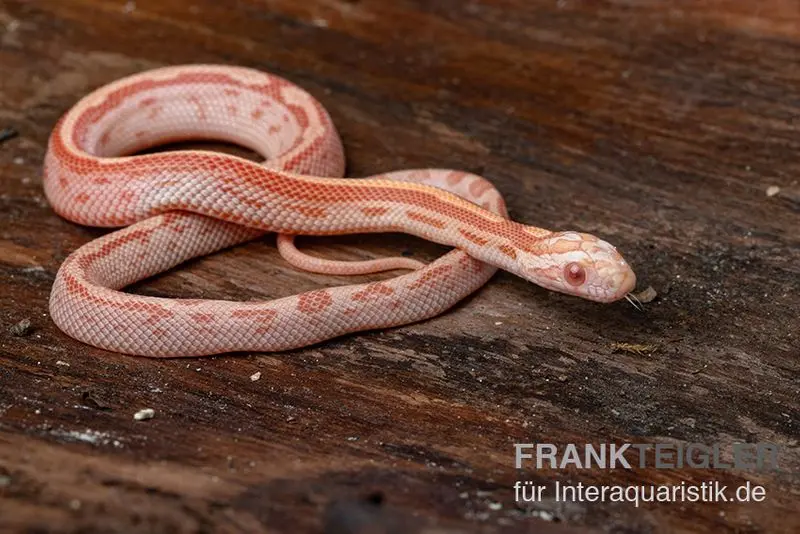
[{"x1": 1, "y1": 1, "x2": 798, "y2": 532}]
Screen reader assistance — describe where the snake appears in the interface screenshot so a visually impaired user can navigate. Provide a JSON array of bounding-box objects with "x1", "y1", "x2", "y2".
[{"x1": 42, "y1": 65, "x2": 636, "y2": 357}]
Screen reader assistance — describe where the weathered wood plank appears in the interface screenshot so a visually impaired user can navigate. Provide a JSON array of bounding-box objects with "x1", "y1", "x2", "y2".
[{"x1": 1, "y1": 0, "x2": 798, "y2": 532}]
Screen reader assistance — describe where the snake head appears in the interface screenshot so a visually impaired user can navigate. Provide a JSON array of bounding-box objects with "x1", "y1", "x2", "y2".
[{"x1": 517, "y1": 230, "x2": 636, "y2": 303}]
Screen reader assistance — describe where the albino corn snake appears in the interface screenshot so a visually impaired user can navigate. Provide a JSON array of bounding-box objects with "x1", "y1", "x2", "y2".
[{"x1": 43, "y1": 65, "x2": 636, "y2": 357}]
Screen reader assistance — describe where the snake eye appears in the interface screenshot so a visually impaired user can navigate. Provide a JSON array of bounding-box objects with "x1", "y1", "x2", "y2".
[{"x1": 564, "y1": 262, "x2": 586, "y2": 286}]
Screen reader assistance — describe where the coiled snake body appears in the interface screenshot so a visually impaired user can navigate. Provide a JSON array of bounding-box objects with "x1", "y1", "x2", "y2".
[{"x1": 43, "y1": 65, "x2": 636, "y2": 357}]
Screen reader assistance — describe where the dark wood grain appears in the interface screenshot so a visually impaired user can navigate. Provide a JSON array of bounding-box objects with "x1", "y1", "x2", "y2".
[{"x1": 1, "y1": 1, "x2": 798, "y2": 532}]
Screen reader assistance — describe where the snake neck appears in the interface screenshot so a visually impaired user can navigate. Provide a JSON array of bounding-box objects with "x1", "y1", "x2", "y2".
[
  {"x1": 452, "y1": 219, "x2": 553, "y2": 275},
  {"x1": 373, "y1": 184, "x2": 552, "y2": 275}
]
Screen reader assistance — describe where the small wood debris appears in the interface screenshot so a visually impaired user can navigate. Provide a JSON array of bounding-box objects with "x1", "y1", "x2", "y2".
[
  {"x1": 766, "y1": 185, "x2": 780, "y2": 197},
  {"x1": 9, "y1": 318, "x2": 32, "y2": 337},
  {"x1": 250, "y1": 371, "x2": 261, "y2": 381},
  {"x1": 633, "y1": 286, "x2": 658, "y2": 304},
  {"x1": 133, "y1": 408, "x2": 155, "y2": 421},
  {"x1": 611, "y1": 342, "x2": 657, "y2": 356},
  {"x1": 81, "y1": 391, "x2": 112, "y2": 411},
  {"x1": 532, "y1": 510, "x2": 555, "y2": 522},
  {"x1": 55, "y1": 360, "x2": 70, "y2": 367}
]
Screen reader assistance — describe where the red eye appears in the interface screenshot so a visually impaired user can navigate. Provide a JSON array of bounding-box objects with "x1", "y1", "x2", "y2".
[{"x1": 564, "y1": 262, "x2": 586, "y2": 286}]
